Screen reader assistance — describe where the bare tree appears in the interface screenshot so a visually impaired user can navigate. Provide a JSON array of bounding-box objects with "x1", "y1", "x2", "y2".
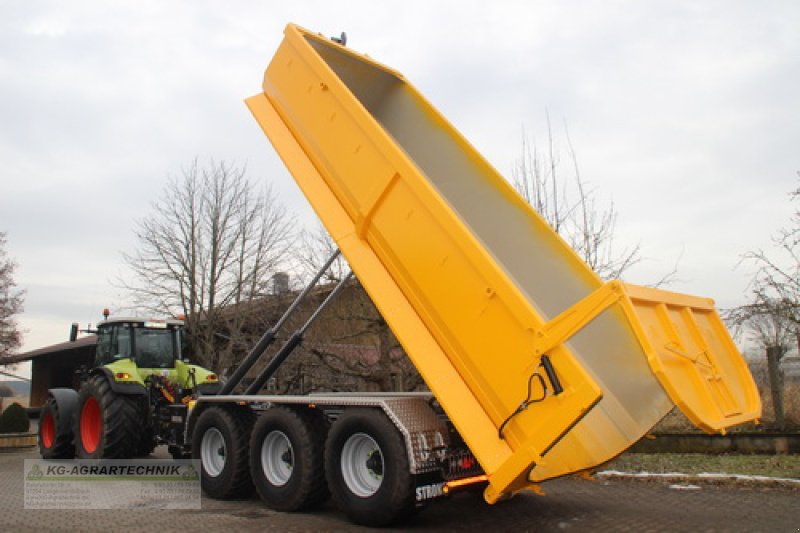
[
  {"x1": 741, "y1": 181, "x2": 800, "y2": 336},
  {"x1": 294, "y1": 227, "x2": 423, "y2": 392},
  {"x1": 296, "y1": 223, "x2": 349, "y2": 284},
  {"x1": 120, "y1": 159, "x2": 295, "y2": 371},
  {"x1": 513, "y1": 116, "x2": 656, "y2": 281},
  {"x1": 0, "y1": 232, "x2": 24, "y2": 362},
  {"x1": 729, "y1": 180, "x2": 800, "y2": 429},
  {"x1": 727, "y1": 300, "x2": 793, "y2": 429},
  {"x1": 305, "y1": 283, "x2": 424, "y2": 392}
]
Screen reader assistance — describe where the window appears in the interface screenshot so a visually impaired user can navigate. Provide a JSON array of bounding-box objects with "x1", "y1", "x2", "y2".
[
  {"x1": 135, "y1": 328, "x2": 176, "y2": 369},
  {"x1": 96, "y1": 327, "x2": 113, "y2": 365},
  {"x1": 95, "y1": 324, "x2": 132, "y2": 365},
  {"x1": 112, "y1": 325, "x2": 132, "y2": 360}
]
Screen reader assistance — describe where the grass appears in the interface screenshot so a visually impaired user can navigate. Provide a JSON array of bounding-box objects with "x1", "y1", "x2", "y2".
[{"x1": 605, "y1": 453, "x2": 800, "y2": 480}]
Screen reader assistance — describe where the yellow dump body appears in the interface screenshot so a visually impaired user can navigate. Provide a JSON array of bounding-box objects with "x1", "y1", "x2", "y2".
[{"x1": 246, "y1": 24, "x2": 760, "y2": 502}]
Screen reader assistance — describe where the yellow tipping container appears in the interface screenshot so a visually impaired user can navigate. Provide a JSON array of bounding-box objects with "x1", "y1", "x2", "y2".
[{"x1": 246, "y1": 24, "x2": 761, "y2": 502}]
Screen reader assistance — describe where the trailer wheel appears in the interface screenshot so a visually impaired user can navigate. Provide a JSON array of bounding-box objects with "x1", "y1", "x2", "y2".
[
  {"x1": 192, "y1": 406, "x2": 254, "y2": 499},
  {"x1": 74, "y1": 375, "x2": 144, "y2": 459},
  {"x1": 39, "y1": 396, "x2": 75, "y2": 459},
  {"x1": 324, "y1": 408, "x2": 415, "y2": 527},
  {"x1": 249, "y1": 407, "x2": 328, "y2": 511}
]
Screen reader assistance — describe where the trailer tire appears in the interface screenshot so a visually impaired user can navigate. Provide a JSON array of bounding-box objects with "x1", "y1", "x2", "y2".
[
  {"x1": 324, "y1": 408, "x2": 415, "y2": 527},
  {"x1": 193, "y1": 406, "x2": 255, "y2": 499},
  {"x1": 250, "y1": 407, "x2": 330, "y2": 511},
  {"x1": 39, "y1": 396, "x2": 75, "y2": 459},
  {"x1": 74, "y1": 374, "x2": 144, "y2": 459},
  {"x1": 249, "y1": 407, "x2": 328, "y2": 511}
]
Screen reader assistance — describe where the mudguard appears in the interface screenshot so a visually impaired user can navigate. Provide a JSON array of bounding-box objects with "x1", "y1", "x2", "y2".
[{"x1": 47, "y1": 388, "x2": 79, "y2": 436}]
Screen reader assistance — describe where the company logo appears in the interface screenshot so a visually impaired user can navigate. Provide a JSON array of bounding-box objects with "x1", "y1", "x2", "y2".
[{"x1": 415, "y1": 482, "x2": 445, "y2": 501}]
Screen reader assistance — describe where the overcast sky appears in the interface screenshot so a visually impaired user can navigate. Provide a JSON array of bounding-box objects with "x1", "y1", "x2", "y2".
[{"x1": 2, "y1": 1, "x2": 798, "y2": 373}]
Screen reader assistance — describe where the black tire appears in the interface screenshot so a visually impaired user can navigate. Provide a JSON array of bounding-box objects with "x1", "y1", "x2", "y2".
[
  {"x1": 170, "y1": 446, "x2": 192, "y2": 460},
  {"x1": 249, "y1": 407, "x2": 329, "y2": 512},
  {"x1": 74, "y1": 374, "x2": 145, "y2": 459},
  {"x1": 39, "y1": 397, "x2": 75, "y2": 459},
  {"x1": 136, "y1": 409, "x2": 157, "y2": 457},
  {"x1": 192, "y1": 406, "x2": 255, "y2": 499},
  {"x1": 324, "y1": 408, "x2": 415, "y2": 527},
  {"x1": 136, "y1": 426, "x2": 157, "y2": 457}
]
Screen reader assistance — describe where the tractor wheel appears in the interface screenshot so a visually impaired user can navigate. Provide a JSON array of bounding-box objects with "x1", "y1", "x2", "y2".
[
  {"x1": 324, "y1": 408, "x2": 415, "y2": 527},
  {"x1": 136, "y1": 425, "x2": 157, "y2": 457},
  {"x1": 249, "y1": 407, "x2": 329, "y2": 512},
  {"x1": 39, "y1": 396, "x2": 75, "y2": 459},
  {"x1": 74, "y1": 374, "x2": 145, "y2": 459},
  {"x1": 192, "y1": 406, "x2": 255, "y2": 499}
]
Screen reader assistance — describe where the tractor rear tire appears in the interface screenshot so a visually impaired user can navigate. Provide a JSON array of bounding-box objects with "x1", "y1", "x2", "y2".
[
  {"x1": 192, "y1": 406, "x2": 255, "y2": 499},
  {"x1": 249, "y1": 407, "x2": 329, "y2": 511},
  {"x1": 74, "y1": 374, "x2": 145, "y2": 459},
  {"x1": 324, "y1": 408, "x2": 415, "y2": 527},
  {"x1": 39, "y1": 396, "x2": 75, "y2": 459}
]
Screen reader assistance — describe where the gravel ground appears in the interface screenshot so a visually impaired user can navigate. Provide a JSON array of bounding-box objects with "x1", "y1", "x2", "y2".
[{"x1": 1, "y1": 445, "x2": 798, "y2": 531}]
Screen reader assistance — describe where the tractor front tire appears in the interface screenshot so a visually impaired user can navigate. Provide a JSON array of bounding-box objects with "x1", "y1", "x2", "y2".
[
  {"x1": 74, "y1": 374, "x2": 145, "y2": 459},
  {"x1": 39, "y1": 396, "x2": 75, "y2": 459}
]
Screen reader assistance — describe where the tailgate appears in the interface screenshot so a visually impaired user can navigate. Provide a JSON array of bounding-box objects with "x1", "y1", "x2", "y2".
[{"x1": 622, "y1": 283, "x2": 761, "y2": 432}]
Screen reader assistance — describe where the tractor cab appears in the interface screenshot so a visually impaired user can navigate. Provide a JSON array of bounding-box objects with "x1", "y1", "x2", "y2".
[
  {"x1": 95, "y1": 318, "x2": 185, "y2": 369},
  {"x1": 68, "y1": 310, "x2": 220, "y2": 400},
  {"x1": 87, "y1": 315, "x2": 219, "y2": 397}
]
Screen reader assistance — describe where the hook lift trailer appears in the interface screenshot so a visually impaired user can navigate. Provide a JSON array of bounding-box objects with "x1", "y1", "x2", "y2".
[
  {"x1": 37, "y1": 23, "x2": 760, "y2": 527},
  {"x1": 184, "y1": 24, "x2": 761, "y2": 527}
]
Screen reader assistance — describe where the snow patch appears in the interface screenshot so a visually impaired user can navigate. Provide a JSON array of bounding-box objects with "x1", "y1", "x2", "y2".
[
  {"x1": 597, "y1": 470, "x2": 800, "y2": 486},
  {"x1": 669, "y1": 483, "x2": 702, "y2": 490}
]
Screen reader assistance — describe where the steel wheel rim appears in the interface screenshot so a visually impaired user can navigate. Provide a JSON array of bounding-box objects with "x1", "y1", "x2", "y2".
[
  {"x1": 261, "y1": 430, "x2": 293, "y2": 486},
  {"x1": 80, "y1": 397, "x2": 101, "y2": 453},
  {"x1": 340, "y1": 432, "x2": 383, "y2": 497},
  {"x1": 201, "y1": 427, "x2": 226, "y2": 477}
]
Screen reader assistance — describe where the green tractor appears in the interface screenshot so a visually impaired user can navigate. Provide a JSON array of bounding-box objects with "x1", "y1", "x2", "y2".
[{"x1": 38, "y1": 312, "x2": 220, "y2": 460}]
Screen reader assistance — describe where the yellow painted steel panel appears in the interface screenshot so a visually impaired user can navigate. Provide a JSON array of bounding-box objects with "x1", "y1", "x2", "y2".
[
  {"x1": 527, "y1": 281, "x2": 762, "y2": 482},
  {"x1": 620, "y1": 283, "x2": 761, "y2": 433},
  {"x1": 247, "y1": 23, "x2": 760, "y2": 501},
  {"x1": 245, "y1": 93, "x2": 515, "y2": 474}
]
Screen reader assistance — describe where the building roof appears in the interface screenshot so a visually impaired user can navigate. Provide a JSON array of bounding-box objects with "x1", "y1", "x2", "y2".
[
  {"x1": 0, "y1": 277, "x2": 359, "y2": 367},
  {"x1": 1, "y1": 335, "x2": 97, "y2": 364},
  {"x1": 98, "y1": 317, "x2": 184, "y2": 327}
]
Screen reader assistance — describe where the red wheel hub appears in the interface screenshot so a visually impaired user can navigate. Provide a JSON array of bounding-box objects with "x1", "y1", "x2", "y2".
[
  {"x1": 40, "y1": 412, "x2": 55, "y2": 449},
  {"x1": 80, "y1": 397, "x2": 102, "y2": 453}
]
